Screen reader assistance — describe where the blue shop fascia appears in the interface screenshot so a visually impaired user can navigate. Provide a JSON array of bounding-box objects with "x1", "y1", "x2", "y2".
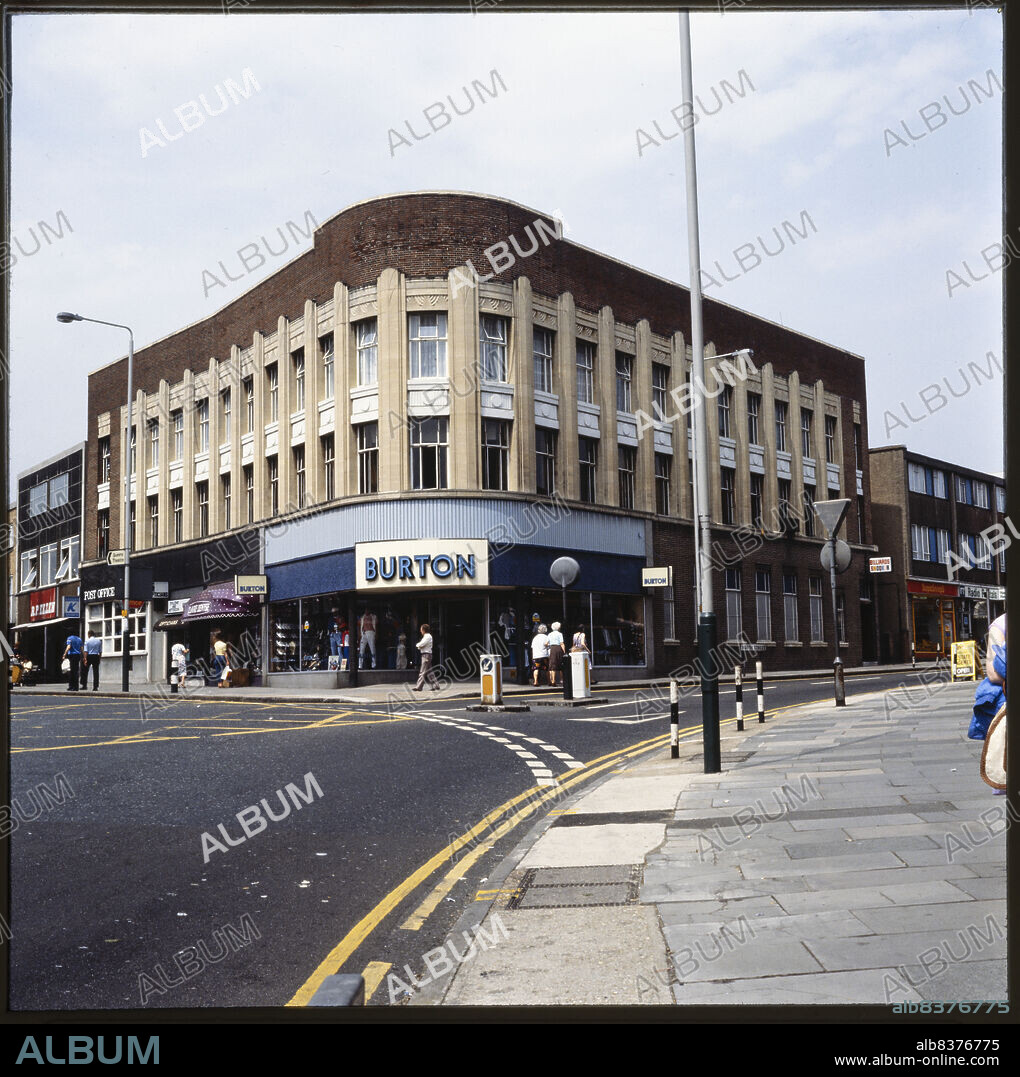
[{"x1": 261, "y1": 496, "x2": 652, "y2": 686}]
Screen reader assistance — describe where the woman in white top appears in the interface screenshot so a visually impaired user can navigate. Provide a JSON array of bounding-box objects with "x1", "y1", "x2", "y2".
[
  {"x1": 546, "y1": 622, "x2": 565, "y2": 686},
  {"x1": 531, "y1": 624, "x2": 550, "y2": 686},
  {"x1": 171, "y1": 641, "x2": 190, "y2": 689}
]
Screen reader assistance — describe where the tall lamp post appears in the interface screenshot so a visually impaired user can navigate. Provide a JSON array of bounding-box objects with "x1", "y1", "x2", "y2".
[
  {"x1": 814, "y1": 498, "x2": 851, "y2": 706},
  {"x1": 57, "y1": 312, "x2": 134, "y2": 692}
]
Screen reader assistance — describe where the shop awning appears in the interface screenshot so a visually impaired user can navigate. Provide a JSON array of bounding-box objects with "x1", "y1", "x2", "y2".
[
  {"x1": 181, "y1": 582, "x2": 260, "y2": 623},
  {"x1": 11, "y1": 616, "x2": 76, "y2": 631},
  {"x1": 154, "y1": 615, "x2": 184, "y2": 631}
]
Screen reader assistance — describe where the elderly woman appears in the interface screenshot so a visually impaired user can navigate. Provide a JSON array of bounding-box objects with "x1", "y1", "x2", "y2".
[
  {"x1": 547, "y1": 622, "x2": 565, "y2": 686},
  {"x1": 531, "y1": 624, "x2": 550, "y2": 686}
]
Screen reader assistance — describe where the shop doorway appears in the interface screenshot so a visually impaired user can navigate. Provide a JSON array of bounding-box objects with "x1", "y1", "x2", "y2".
[{"x1": 437, "y1": 597, "x2": 486, "y2": 680}]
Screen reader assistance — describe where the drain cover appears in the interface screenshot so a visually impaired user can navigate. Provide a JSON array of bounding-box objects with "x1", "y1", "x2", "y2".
[{"x1": 501, "y1": 865, "x2": 641, "y2": 909}]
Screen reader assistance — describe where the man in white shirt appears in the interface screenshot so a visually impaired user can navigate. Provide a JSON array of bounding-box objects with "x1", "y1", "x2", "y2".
[{"x1": 412, "y1": 623, "x2": 440, "y2": 691}]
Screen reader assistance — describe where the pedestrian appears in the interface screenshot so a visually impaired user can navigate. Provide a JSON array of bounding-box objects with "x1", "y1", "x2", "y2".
[
  {"x1": 82, "y1": 631, "x2": 103, "y2": 691},
  {"x1": 547, "y1": 621, "x2": 565, "y2": 687},
  {"x1": 63, "y1": 630, "x2": 83, "y2": 691},
  {"x1": 171, "y1": 640, "x2": 190, "y2": 690},
  {"x1": 213, "y1": 632, "x2": 229, "y2": 686},
  {"x1": 532, "y1": 623, "x2": 550, "y2": 686},
  {"x1": 980, "y1": 613, "x2": 1007, "y2": 795},
  {"x1": 571, "y1": 625, "x2": 590, "y2": 654},
  {"x1": 986, "y1": 613, "x2": 1006, "y2": 690},
  {"x1": 412, "y1": 623, "x2": 440, "y2": 691}
]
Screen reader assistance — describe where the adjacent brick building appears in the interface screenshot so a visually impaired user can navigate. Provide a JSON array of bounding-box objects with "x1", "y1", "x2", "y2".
[{"x1": 80, "y1": 191, "x2": 877, "y2": 685}]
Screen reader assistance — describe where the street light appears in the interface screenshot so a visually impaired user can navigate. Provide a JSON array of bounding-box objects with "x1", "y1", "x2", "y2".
[
  {"x1": 813, "y1": 498, "x2": 852, "y2": 706},
  {"x1": 57, "y1": 312, "x2": 135, "y2": 693}
]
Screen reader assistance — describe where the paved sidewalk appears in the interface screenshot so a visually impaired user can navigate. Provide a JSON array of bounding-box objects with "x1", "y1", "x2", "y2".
[
  {"x1": 9, "y1": 661, "x2": 923, "y2": 706},
  {"x1": 413, "y1": 681, "x2": 1006, "y2": 1006}
]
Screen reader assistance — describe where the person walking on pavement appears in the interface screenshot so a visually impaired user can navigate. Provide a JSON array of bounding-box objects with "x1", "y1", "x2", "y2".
[
  {"x1": 81, "y1": 631, "x2": 102, "y2": 691},
  {"x1": 63, "y1": 631, "x2": 83, "y2": 691},
  {"x1": 412, "y1": 623, "x2": 440, "y2": 691},
  {"x1": 171, "y1": 640, "x2": 190, "y2": 690},
  {"x1": 212, "y1": 632, "x2": 229, "y2": 685},
  {"x1": 547, "y1": 622, "x2": 565, "y2": 687},
  {"x1": 531, "y1": 624, "x2": 550, "y2": 686}
]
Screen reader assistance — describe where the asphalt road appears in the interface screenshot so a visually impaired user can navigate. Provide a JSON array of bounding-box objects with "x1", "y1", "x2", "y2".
[{"x1": 8, "y1": 667, "x2": 949, "y2": 1010}]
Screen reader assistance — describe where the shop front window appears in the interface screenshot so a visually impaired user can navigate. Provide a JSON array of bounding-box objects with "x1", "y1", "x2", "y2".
[
  {"x1": 525, "y1": 588, "x2": 645, "y2": 667},
  {"x1": 87, "y1": 601, "x2": 147, "y2": 655}
]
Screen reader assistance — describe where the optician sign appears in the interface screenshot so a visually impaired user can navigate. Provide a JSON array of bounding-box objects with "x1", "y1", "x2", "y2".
[{"x1": 356, "y1": 540, "x2": 489, "y2": 590}]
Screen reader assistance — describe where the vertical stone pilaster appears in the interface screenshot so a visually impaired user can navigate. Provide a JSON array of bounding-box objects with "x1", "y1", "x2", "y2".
[
  {"x1": 158, "y1": 380, "x2": 170, "y2": 545},
  {"x1": 252, "y1": 331, "x2": 266, "y2": 521},
  {"x1": 596, "y1": 307, "x2": 617, "y2": 506},
  {"x1": 277, "y1": 316, "x2": 294, "y2": 512},
  {"x1": 449, "y1": 269, "x2": 479, "y2": 491},
  {"x1": 761, "y1": 362, "x2": 778, "y2": 526},
  {"x1": 304, "y1": 299, "x2": 321, "y2": 505},
  {"x1": 704, "y1": 346, "x2": 721, "y2": 523},
  {"x1": 635, "y1": 320, "x2": 655, "y2": 514},
  {"x1": 376, "y1": 268, "x2": 407, "y2": 493},
  {"x1": 672, "y1": 332, "x2": 690, "y2": 518},
  {"x1": 814, "y1": 380, "x2": 829, "y2": 497},
  {"x1": 334, "y1": 282, "x2": 351, "y2": 498},
  {"x1": 789, "y1": 370, "x2": 804, "y2": 525},
  {"x1": 556, "y1": 294, "x2": 578, "y2": 501},
  {"x1": 227, "y1": 346, "x2": 242, "y2": 532},
  {"x1": 182, "y1": 369, "x2": 196, "y2": 539},
  {"x1": 208, "y1": 358, "x2": 222, "y2": 536},
  {"x1": 511, "y1": 277, "x2": 534, "y2": 494},
  {"x1": 733, "y1": 375, "x2": 749, "y2": 525}
]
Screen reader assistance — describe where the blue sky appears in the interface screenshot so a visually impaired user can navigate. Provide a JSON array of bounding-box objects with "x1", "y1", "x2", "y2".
[{"x1": 9, "y1": 8, "x2": 1004, "y2": 495}]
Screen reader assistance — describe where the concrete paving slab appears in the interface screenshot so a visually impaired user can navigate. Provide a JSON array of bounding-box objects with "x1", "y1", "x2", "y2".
[
  {"x1": 852, "y1": 899, "x2": 1006, "y2": 936},
  {"x1": 805, "y1": 925, "x2": 1004, "y2": 973},
  {"x1": 670, "y1": 937, "x2": 823, "y2": 981},
  {"x1": 517, "y1": 823, "x2": 666, "y2": 868},
  {"x1": 571, "y1": 774, "x2": 683, "y2": 814},
  {"x1": 912, "y1": 959, "x2": 1007, "y2": 1003},
  {"x1": 440, "y1": 906, "x2": 666, "y2": 1006},
  {"x1": 671, "y1": 967, "x2": 923, "y2": 1005}
]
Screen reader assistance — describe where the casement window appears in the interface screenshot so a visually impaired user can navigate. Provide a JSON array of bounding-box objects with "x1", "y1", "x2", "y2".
[
  {"x1": 356, "y1": 321, "x2": 378, "y2": 387},
  {"x1": 616, "y1": 353, "x2": 633, "y2": 413},
  {"x1": 267, "y1": 364, "x2": 279, "y2": 422},
  {"x1": 322, "y1": 434, "x2": 335, "y2": 501},
  {"x1": 410, "y1": 417, "x2": 448, "y2": 490},
  {"x1": 750, "y1": 472, "x2": 763, "y2": 526},
  {"x1": 481, "y1": 419, "x2": 510, "y2": 492},
  {"x1": 409, "y1": 313, "x2": 447, "y2": 379},
  {"x1": 783, "y1": 573, "x2": 798, "y2": 640},
  {"x1": 196, "y1": 400, "x2": 209, "y2": 452},
  {"x1": 803, "y1": 485, "x2": 816, "y2": 537},
  {"x1": 801, "y1": 409, "x2": 813, "y2": 458},
  {"x1": 725, "y1": 568, "x2": 742, "y2": 640},
  {"x1": 149, "y1": 420, "x2": 160, "y2": 469},
  {"x1": 774, "y1": 401, "x2": 788, "y2": 452},
  {"x1": 746, "y1": 392, "x2": 761, "y2": 444},
  {"x1": 197, "y1": 482, "x2": 209, "y2": 537},
  {"x1": 20, "y1": 548, "x2": 38, "y2": 590},
  {"x1": 955, "y1": 474, "x2": 973, "y2": 504},
  {"x1": 995, "y1": 486, "x2": 1006, "y2": 513},
  {"x1": 652, "y1": 364, "x2": 669, "y2": 420},
  {"x1": 933, "y1": 470, "x2": 947, "y2": 499},
  {"x1": 55, "y1": 536, "x2": 80, "y2": 581},
  {"x1": 824, "y1": 415, "x2": 837, "y2": 463},
  {"x1": 853, "y1": 423, "x2": 862, "y2": 470},
  {"x1": 911, "y1": 524, "x2": 930, "y2": 561},
  {"x1": 321, "y1": 333, "x2": 336, "y2": 398},
  {"x1": 172, "y1": 490, "x2": 183, "y2": 543},
  {"x1": 358, "y1": 424, "x2": 378, "y2": 495},
  {"x1": 268, "y1": 456, "x2": 279, "y2": 515},
  {"x1": 99, "y1": 437, "x2": 111, "y2": 482},
  {"x1": 576, "y1": 340, "x2": 595, "y2": 405},
  {"x1": 809, "y1": 577, "x2": 824, "y2": 641},
  {"x1": 973, "y1": 481, "x2": 990, "y2": 509},
  {"x1": 292, "y1": 350, "x2": 305, "y2": 412},
  {"x1": 533, "y1": 328, "x2": 554, "y2": 394},
  {"x1": 536, "y1": 427, "x2": 557, "y2": 496},
  {"x1": 221, "y1": 389, "x2": 231, "y2": 441},
  {"x1": 222, "y1": 476, "x2": 231, "y2": 531},
  {"x1": 148, "y1": 496, "x2": 159, "y2": 547},
  {"x1": 778, "y1": 478, "x2": 792, "y2": 530},
  {"x1": 293, "y1": 446, "x2": 306, "y2": 507},
  {"x1": 718, "y1": 386, "x2": 732, "y2": 438},
  {"x1": 128, "y1": 428, "x2": 137, "y2": 475},
  {"x1": 128, "y1": 502, "x2": 136, "y2": 551},
  {"x1": 720, "y1": 467, "x2": 736, "y2": 525},
  {"x1": 579, "y1": 437, "x2": 597, "y2": 503},
  {"x1": 244, "y1": 378, "x2": 254, "y2": 433},
  {"x1": 480, "y1": 315, "x2": 509, "y2": 382},
  {"x1": 936, "y1": 528, "x2": 951, "y2": 566},
  {"x1": 244, "y1": 466, "x2": 254, "y2": 523},
  {"x1": 755, "y1": 566, "x2": 772, "y2": 641},
  {"x1": 618, "y1": 445, "x2": 636, "y2": 510},
  {"x1": 172, "y1": 410, "x2": 184, "y2": 461},
  {"x1": 655, "y1": 454, "x2": 671, "y2": 516},
  {"x1": 97, "y1": 510, "x2": 110, "y2": 559}
]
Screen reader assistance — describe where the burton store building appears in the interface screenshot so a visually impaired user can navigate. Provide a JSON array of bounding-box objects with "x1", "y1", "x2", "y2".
[{"x1": 80, "y1": 191, "x2": 876, "y2": 686}]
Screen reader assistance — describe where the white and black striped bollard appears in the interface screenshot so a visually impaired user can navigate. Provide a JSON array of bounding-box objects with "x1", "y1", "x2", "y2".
[
  {"x1": 735, "y1": 665, "x2": 744, "y2": 731},
  {"x1": 756, "y1": 660, "x2": 765, "y2": 723},
  {"x1": 670, "y1": 678, "x2": 679, "y2": 759}
]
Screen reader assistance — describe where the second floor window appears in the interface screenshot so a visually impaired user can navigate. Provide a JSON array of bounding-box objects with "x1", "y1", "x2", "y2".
[
  {"x1": 197, "y1": 400, "x2": 209, "y2": 452},
  {"x1": 356, "y1": 321, "x2": 378, "y2": 386},
  {"x1": 293, "y1": 350, "x2": 306, "y2": 412},
  {"x1": 536, "y1": 427, "x2": 556, "y2": 496},
  {"x1": 750, "y1": 472, "x2": 763, "y2": 525},
  {"x1": 149, "y1": 420, "x2": 159, "y2": 469},
  {"x1": 720, "y1": 467, "x2": 735, "y2": 525},
  {"x1": 172, "y1": 410, "x2": 184, "y2": 461},
  {"x1": 322, "y1": 434, "x2": 335, "y2": 500},
  {"x1": 801, "y1": 409, "x2": 813, "y2": 458},
  {"x1": 576, "y1": 340, "x2": 595, "y2": 405},
  {"x1": 618, "y1": 445, "x2": 636, "y2": 509},
  {"x1": 244, "y1": 377, "x2": 254, "y2": 432},
  {"x1": 718, "y1": 386, "x2": 732, "y2": 438},
  {"x1": 197, "y1": 482, "x2": 209, "y2": 537},
  {"x1": 322, "y1": 333, "x2": 336, "y2": 398},
  {"x1": 825, "y1": 415, "x2": 837, "y2": 463},
  {"x1": 579, "y1": 437, "x2": 597, "y2": 503},
  {"x1": 222, "y1": 474, "x2": 231, "y2": 531},
  {"x1": 21, "y1": 548, "x2": 38, "y2": 589},
  {"x1": 357, "y1": 423, "x2": 378, "y2": 494},
  {"x1": 803, "y1": 484, "x2": 816, "y2": 536},
  {"x1": 410, "y1": 417, "x2": 447, "y2": 490},
  {"x1": 55, "y1": 536, "x2": 80, "y2": 582},
  {"x1": 172, "y1": 489, "x2": 183, "y2": 543},
  {"x1": 244, "y1": 465, "x2": 254, "y2": 523},
  {"x1": 221, "y1": 389, "x2": 231, "y2": 441},
  {"x1": 655, "y1": 453, "x2": 671, "y2": 516},
  {"x1": 480, "y1": 315, "x2": 508, "y2": 382},
  {"x1": 974, "y1": 481, "x2": 990, "y2": 509},
  {"x1": 481, "y1": 419, "x2": 510, "y2": 491},
  {"x1": 294, "y1": 446, "x2": 306, "y2": 507},
  {"x1": 775, "y1": 401, "x2": 788, "y2": 452},
  {"x1": 268, "y1": 456, "x2": 279, "y2": 515},
  {"x1": 97, "y1": 510, "x2": 109, "y2": 560},
  {"x1": 149, "y1": 495, "x2": 159, "y2": 547},
  {"x1": 409, "y1": 312, "x2": 447, "y2": 379},
  {"x1": 129, "y1": 427, "x2": 137, "y2": 475},
  {"x1": 652, "y1": 363, "x2": 669, "y2": 419},
  {"x1": 747, "y1": 392, "x2": 761, "y2": 444},
  {"x1": 616, "y1": 353, "x2": 633, "y2": 413},
  {"x1": 267, "y1": 364, "x2": 279, "y2": 422},
  {"x1": 533, "y1": 327, "x2": 554, "y2": 394},
  {"x1": 99, "y1": 437, "x2": 111, "y2": 483}
]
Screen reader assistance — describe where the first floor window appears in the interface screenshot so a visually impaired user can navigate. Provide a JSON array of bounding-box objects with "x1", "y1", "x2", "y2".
[
  {"x1": 480, "y1": 315, "x2": 509, "y2": 382},
  {"x1": 172, "y1": 488, "x2": 183, "y2": 543},
  {"x1": 128, "y1": 503, "x2": 136, "y2": 552},
  {"x1": 322, "y1": 434, "x2": 335, "y2": 500},
  {"x1": 655, "y1": 454, "x2": 671, "y2": 516},
  {"x1": 750, "y1": 472, "x2": 764, "y2": 526},
  {"x1": 39, "y1": 542, "x2": 58, "y2": 586},
  {"x1": 20, "y1": 548, "x2": 37, "y2": 590},
  {"x1": 720, "y1": 467, "x2": 735, "y2": 525},
  {"x1": 803, "y1": 485, "x2": 816, "y2": 537},
  {"x1": 755, "y1": 566, "x2": 771, "y2": 641},
  {"x1": 322, "y1": 333, "x2": 336, "y2": 398},
  {"x1": 356, "y1": 321, "x2": 377, "y2": 386},
  {"x1": 618, "y1": 445, "x2": 636, "y2": 510},
  {"x1": 778, "y1": 478, "x2": 793, "y2": 531},
  {"x1": 653, "y1": 363, "x2": 669, "y2": 420},
  {"x1": 294, "y1": 446, "x2": 306, "y2": 507},
  {"x1": 358, "y1": 424, "x2": 379, "y2": 494},
  {"x1": 809, "y1": 577, "x2": 824, "y2": 641},
  {"x1": 576, "y1": 340, "x2": 595, "y2": 404},
  {"x1": 783, "y1": 573, "x2": 798, "y2": 640},
  {"x1": 725, "y1": 568, "x2": 742, "y2": 641},
  {"x1": 482, "y1": 419, "x2": 510, "y2": 491},
  {"x1": 55, "y1": 537, "x2": 80, "y2": 582},
  {"x1": 268, "y1": 456, "x2": 279, "y2": 515},
  {"x1": 197, "y1": 482, "x2": 209, "y2": 537},
  {"x1": 856, "y1": 495, "x2": 865, "y2": 543},
  {"x1": 616, "y1": 352, "x2": 633, "y2": 413},
  {"x1": 244, "y1": 466, "x2": 254, "y2": 523},
  {"x1": 536, "y1": 426, "x2": 556, "y2": 496},
  {"x1": 579, "y1": 437, "x2": 598, "y2": 503},
  {"x1": 936, "y1": 528, "x2": 951, "y2": 566},
  {"x1": 87, "y1": 601, "x2": 147, "y2": 656},
  {"x1": 148, "y1": 495, "x2": 159, "y2": 547},
  {"x1": 410, "y1": 417, "x2": 447, "y2": 490},
  {"x1": 222, "y1": 475, "x2": 231, "y2": 531},
  {"x1": 911, "y1": 524, "x2": 930, "y2": 561},
  {"x1": 97, "y1": 509, "x2": 110, "y2": 559}
]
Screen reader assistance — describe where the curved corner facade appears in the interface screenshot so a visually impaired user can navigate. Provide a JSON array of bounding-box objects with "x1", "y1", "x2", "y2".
[{"x1": 80, "y1": 192, "x2": 876, "y2": 687}]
